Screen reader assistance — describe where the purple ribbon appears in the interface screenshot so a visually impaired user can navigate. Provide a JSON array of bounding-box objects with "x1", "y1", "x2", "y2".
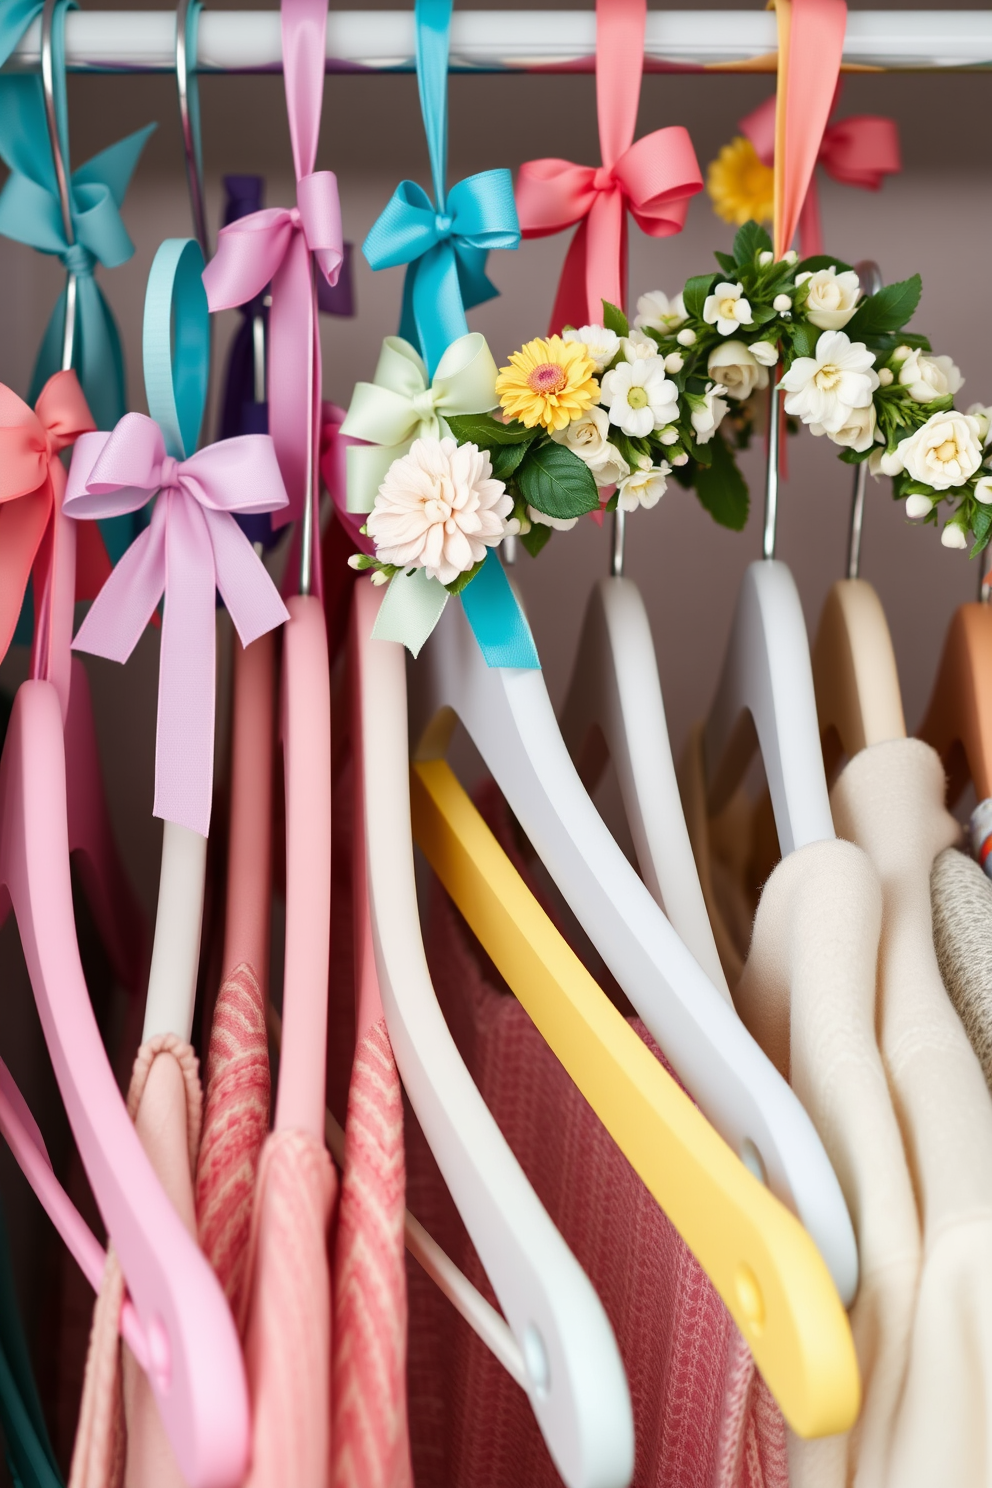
[{"x1": 64, "y1": 414, "x2": 290, "y2": 834}]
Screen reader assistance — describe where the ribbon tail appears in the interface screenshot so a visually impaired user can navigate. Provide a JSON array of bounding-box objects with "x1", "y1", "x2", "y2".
[
  {"x1": 77, "y1": 278, "x2": 138, "y2": 564},
  {"x1": 459, "y1": 550, "x2": 540, "y2": 669},
  {"x1": 797, "y1": 175, "x2": 823, "y2": 259},
  {"x1": 371, "y1": 567, "x2": 449, "y2": 657},
  {"x1": 411, "y1": 244, "x2": 470, "y2": 381},
  {"x1": 398, "y1": 262, "x2": 419, "y2": 353},
  {"x1": 548, "y1": 216, "x2": 593, "y2": 337},
  {"x1": 268, "y1": 230, "x2": 312, "y2": 527},
  {"x1": 0, "y1": 487, "x2": 51, "y2": 666},
  {"x1": 204, "y1": 508, "x2": 289, "y2": 648},
  {"x1": 584, "y1": 190, "x2": 626, "y2": 328},
  {"x1": 73, "y1": 508, "x2": 165, "y2": 664}
]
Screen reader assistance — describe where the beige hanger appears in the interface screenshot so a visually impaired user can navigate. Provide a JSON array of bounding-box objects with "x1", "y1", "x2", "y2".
[{"x1": 811, "y1": 262, "x2": 906, "y2": 777}]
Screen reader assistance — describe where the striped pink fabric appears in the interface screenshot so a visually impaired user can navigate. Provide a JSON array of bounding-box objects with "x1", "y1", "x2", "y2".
[
  {"x1": 332, "y1": 1017, "x2": 414, "y2": 1488},
  {"x1": 402, "y1": 784, "x2": 789, "y2": 1488},
  {"x1": 195, "y1": 961, "x2": 271, "y2": 1323},
  {"x1": 241, "y1": 1127, "x2": 337, "y2": 1488}
]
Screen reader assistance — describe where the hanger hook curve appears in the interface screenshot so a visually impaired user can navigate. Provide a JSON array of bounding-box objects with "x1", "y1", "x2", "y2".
[
  {"x1": 175, "y1": 0, "x2": 209, "y2": 261},
  {"x1": 40, "y1": 0, "x2": 77, "y2": 372},
  {"x1": 846, "y1": 259, "x2": 883, "y2": 581}
]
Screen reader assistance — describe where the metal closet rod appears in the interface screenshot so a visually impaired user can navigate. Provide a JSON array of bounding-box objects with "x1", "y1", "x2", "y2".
[{"x1": 3, "y1": 10, "x2": 990, "y2": 74}]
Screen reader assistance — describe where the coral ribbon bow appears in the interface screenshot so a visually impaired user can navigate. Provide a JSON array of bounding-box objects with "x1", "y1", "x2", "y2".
[
  {"x1": 202, "y1": 172, "x2": 343, "y2": 528},
  {"x1": 742, "y1": 89, "x2": 900, "y2": 259},
  {"x1": 516, "y1": 0, "x2": 702, "y2": 334},
  {"x1": 0, "y1": 370, "x2": 95, "y2": 665},
  {"x1": 65, "y1": 415, "x2": 290, "y2": 835}
]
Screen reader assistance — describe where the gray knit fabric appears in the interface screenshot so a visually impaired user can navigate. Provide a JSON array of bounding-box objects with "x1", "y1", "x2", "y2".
[{"x1": 931, "y1": 847, "x2": 992, "y2": 1095}]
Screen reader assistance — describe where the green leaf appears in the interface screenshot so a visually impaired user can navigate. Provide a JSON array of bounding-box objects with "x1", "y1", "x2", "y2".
[
  {"x1": 838, "y1": 446, "x2": 873, "y2": 465},
  {"x1": 602, "y1": 300, "x2": 629, "y2": 338},
  {"x1": 971, "y1": 505, "x2": 992, "y2": 556},
  {"x1": 445, "y1": 412, "x2": 538, "y2": 447},
  {"x1": 693, "y1": 436, "x2": 750, "y2": 531},
  {"x1": 520, "y1": 522, "x2": 553, "y2": 558},
  {"x1": 683, "y1": 273, "x2": 718, "y2": 320},
  {"x1": 444, "y1": 559, "x2": 486, "y2": 596},
  {"x1": 794, "y1": 253, "x2": 854, "y2": 276},
  {"x1": 844, "y1": 274, "x2": 922, "y2": 341},
  {"x1": 517, "y1": 443, "x2": 600, "y2": 520},
  {"x1": 787, "y1": 321, "x2": 819, "y2": 360},
  {"x1": 714, "y1": 251, "x2": 738, "y2": 276},
  {"x1": 748, "y1": 304, "x2": 779, "y2": 325},
  {"x1": 490, "y1": 442, "x2": 528, "y2": 481},
  {"x1": 732, "y1": 221, "x2": 772, "y2": 267}
]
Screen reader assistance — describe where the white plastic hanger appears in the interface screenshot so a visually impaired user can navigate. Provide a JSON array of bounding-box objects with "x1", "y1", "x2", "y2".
[
  {"x1": 559, "y1": 514, "x2": 730, "y2": 1001},
  {"x1": 141, "y1": 0, "x2": 213, "y2": 1043},
  {"x1": 412, "y1": 587, "x2": 857, "y2": 1305},
  {"x1": 354, "y1": 580, "x2": 635, "y2": 1488}
]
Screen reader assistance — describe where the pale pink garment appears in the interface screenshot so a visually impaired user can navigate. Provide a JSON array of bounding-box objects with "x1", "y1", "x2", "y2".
[
  {"x1": 405, "y1": 785, "x2": 789, "y2": 1488},
  {"x1": 239, "y1": 1127, "x2": 337, "y2": 1488},
  {"x1": 69, "y1": 1036, "x2": 203, "y2": 1488},
  {"x1": 195, "y1": 961, "x2": 271, "y2": 1323}
]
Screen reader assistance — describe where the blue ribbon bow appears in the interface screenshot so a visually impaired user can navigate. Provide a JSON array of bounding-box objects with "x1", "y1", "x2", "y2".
[
  {"x1": 0, "y1": 0, "x2": 154, "y2": 563},
  {"x1": 364, "y1": 0, "x2": 537, "y2": 671}
]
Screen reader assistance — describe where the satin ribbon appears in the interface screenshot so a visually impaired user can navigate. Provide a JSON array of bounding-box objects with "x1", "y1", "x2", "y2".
[
  {"x1": 361, "y1": 0, "x2": 519, "y2": 380},
  {"x1": 741, "y1": 87, "x2": 899, "y2": 259},
  {"x1": 202, "y1": 0, "x2": 343, "y2": 529},
  {"x1": 516, "y1": 0, "x2": 702, "y2": 335},
  {"x1": 340, "y1": 332, "x2": 499, "y2": 513},
  {"x1": 771, "y1": 0, "x2": 849, "y2": 261},
  {"x1": 65, "y1": 238, "x2": 290, "y2": 836},
  {"x1": 0, "y1": 371, "x2": 95, "y2": 668}
]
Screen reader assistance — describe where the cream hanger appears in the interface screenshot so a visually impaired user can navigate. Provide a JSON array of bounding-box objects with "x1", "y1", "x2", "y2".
[{"x1": 811, "y1": 261, "x2": 906, "y2": 774}]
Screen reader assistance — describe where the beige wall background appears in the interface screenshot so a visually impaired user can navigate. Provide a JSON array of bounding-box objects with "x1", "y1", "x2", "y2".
[{"x1": 0, "y1": 0, "x2": 990, "y2": 1433}]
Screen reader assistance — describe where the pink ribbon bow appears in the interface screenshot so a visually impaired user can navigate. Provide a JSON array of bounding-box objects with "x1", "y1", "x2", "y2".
[
  {"x1": 516, "y1": 0, "x2": 702, "y2": 334},
  {"x1": 742, "y1": 87, "x2": 900, "y2": 260},
  {"x1": 64, "y1": 415, "x2": 290, "y2": 836},
  {"x1": 201, "y1": 0, "x2": 342, "y2": 530}
]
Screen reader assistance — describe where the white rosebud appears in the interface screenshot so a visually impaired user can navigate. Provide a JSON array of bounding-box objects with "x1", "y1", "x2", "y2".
[
  {"x1": 942, "y1": 522, "x2": 969, "y2": 550},
  {"x1": 796, "y1": 266, "x2": 862, "y2": 331},
  {"x1": 550, "y1": 406, "x2": 631, "y2": 488},
  {"x1": 672, "y1": 452, "x2": 689, "y2": 466},
  {"x1": 892, "y1": 345, "x2": 912, "y2": 364},
  {"x1": 676, "y1": 327, "x2": 697, "y2": 347},
  {"x1": 347, "y1": 554, "x2": 365, "y2": 570},
  {"x1": 749, "y1": 340, "x2": 779, "y2": 367},
  {"x1": 968, "y1": 404, "x2": 992, "y2": 445},
  {"x1": 664, "y1": 352, "x2": 685, "y2": 373},
  {"x1": 879, "y1": 449, "x2": 904, "y2": 477},
  {"x1": 690, "y1": 382, "x2": 730, "y2": 443},
  {"x1": 758, "y1": 251, "x2": 774, "y2": 267},
  {"x1": 659, "y1": 426, "x2": 679, "y2": 446},
  {"x1": 898, "y1": 349, "x2": 965, "y2": 404},
  {"x1": 975, "y1": 476, "x2": 992, "y2": 504},
  {"x1": 370, "y1": 569, "x2": 390, "y2": 585},
  {"x1": 877, "y1": 367, "x2": 894, "y2": 386},
  {"x1": 707, "y1": 340, "x2": 769, "y2": 402},
  {"x1": 563, "y1": 323, "x2": 621, "y2": 372},
  {"x1": 772, "y1": 294, "x2": 792, "y2": 314},
  {"x1": 905, "y1": 493, "x2": 934, "y2": 519},
  {"x1": 782, "y1": 250, "x2": 798, "y2": 265},
  {"x1": 816, "y1": 402, "x2": 877, "y2": 454}
]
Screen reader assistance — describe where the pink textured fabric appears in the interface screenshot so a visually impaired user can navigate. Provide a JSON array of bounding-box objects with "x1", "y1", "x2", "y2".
[
  {"x1": 332, "y1": 1017, "x2": 414, "y2": 1488},
  {"x1": 69, "y1": 1037, "x2": 203, "y2": 1488},
  {"x1": 195, "y1": 961, "x2": 272, "y2": 1323},
  {"x1": 403, "y1": 785, "x2": 789, "y2": 1488},
  {"x1": 240, "y1": 1127, "x2": 337, "y2": 1488}
]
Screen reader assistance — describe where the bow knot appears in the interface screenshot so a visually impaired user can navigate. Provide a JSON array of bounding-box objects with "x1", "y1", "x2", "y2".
[
  {"x1": 340, "y1": 331, "x2": 500, "y2": 514},
  {"x1": 592, "y1": 165, "x2": 615, "y2": 193},
  {"x1": 62, "y1": 241, "x2": 96, "y2": 278},
  {"x1": 64, "y1": 413, "x2": 291, "y2": 835},
  {"x1": 434, "y1": 212, "x2": 453, "y2": 235}
]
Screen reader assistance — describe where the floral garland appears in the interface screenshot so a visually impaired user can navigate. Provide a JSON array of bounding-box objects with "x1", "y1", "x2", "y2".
[{"x1": 347, "y1": 218, "x2": 992, "y2": 608}]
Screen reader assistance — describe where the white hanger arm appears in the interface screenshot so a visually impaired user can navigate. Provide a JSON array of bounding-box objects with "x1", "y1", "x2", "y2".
[
  {"x1": 142, "y1": 822, "x2": 207, "y2": 1042},
  {"x1": 415, "y1": 596, "x2": 857, "y2": 1306},
  {"x1": 560, "y1": 576, "x2": 730, "y2": 1002},
  {"x1": 703, "y1": 560, "x2": 835, "y2": 855},
  {"x1": 356, "y1": 583, "x2": 635, "y2": 1488}
]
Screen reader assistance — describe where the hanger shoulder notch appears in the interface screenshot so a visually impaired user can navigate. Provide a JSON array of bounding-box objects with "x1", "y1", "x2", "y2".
[{"x1": 812, "y1": 579, "x2": 906, "y2": 765}]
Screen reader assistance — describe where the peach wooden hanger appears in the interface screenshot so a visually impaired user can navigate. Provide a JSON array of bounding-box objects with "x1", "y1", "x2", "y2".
[
  {"x1": 811, "y1": 264, "x2": 906, "y2": 776},
  {"x1": 917, "y1": 583, "x2": 992, "y2": 812}
]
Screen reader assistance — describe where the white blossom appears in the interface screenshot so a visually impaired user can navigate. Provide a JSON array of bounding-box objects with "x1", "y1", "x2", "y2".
[
  {"x1": 749, "y1": 341, "x2": 779, "y2": 367},
  {"x1": 563, "y1": 324, "x2": 621, "y2": 373},
  {"x1": 898, "y1": 350, "x2": 964, "y2": 403},
  {"x1": 601, "y1": 359, "x2": 679, "y2": 438},
  {"x1": 620, "y1": 328, "x2": 660, "y2": 362},
  {"x1": 676, "y1": 327, "x2": 696, "y2": 347},
  {"x1": 795, "y1": 266, "x2": 861, "y2": 330},
  {"x1": 877, "y1": 367, "x2": 894, "y2": 386},
  {"x1": 664, "y1": 352, "x2": 684, "y2": 374},
  {"x1": 703, "y1": 281, "x2": 753, "y2": 336},
  {"x1": 889, "y1": 411, "x2": 984, "y2": 491},
  {"x1": 367, "y1": 436, "x2": 512, "y2": 585},
  {"x1": 942, "y1": 523, "x2": 968, "y2": 549},
  {"x1": 616, "y1": 463, "x2": 670, "y2": 512},
  {"x1": 690, "y1": 383, "x2": 730, "y2": 444},
  {"x1": 707, "y1": 340, "x2": 769, "y2": 402},
  {"x1": 905, "y1": 493, "x2": 934, "y2": 519},
  {"x1": 634, "y1": 290, "x2": 686, "y2": 333},
  {"x1": 758, "y1": 250, "x2": 774, "y2": 267},
  {"x1": 812, "y1": 402, "x2": 877, "y2": 454},
  {"x1": 772, "y1": 294, "x2": 792, "y2": 313},
  {"x1": 968, "y1": 404, "x2": 992, "y2": 446},
  {"x1": 975, "y1": 476, "x2": 992, "y2": 504},
  {"x1": 780, "y1": 330, "x2": 879, "y2": 434}
]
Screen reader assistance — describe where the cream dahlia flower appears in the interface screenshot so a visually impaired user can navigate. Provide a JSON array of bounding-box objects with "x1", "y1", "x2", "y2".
[{"x1": 366, "y1": 437, "x2": 513, "y2": 586}]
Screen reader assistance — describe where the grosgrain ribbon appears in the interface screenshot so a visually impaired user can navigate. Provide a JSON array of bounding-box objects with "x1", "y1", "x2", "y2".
[
  {"x1": 516, "y1": 0, "x2": 702, "y2": 335},
  {"x1": 741, "y1": 87, "x2": 899, "y2": 258},
  {"x1": 340, "y1": 332, "x2": 499, "y2": 513},
  {"x1": 65, "y1": 239, "x2": 290, "y2": 836},
  {"x1": 0, "y1": 371, "x2": 95, "y2": 667},
  {"x1": 202, "y1": 0, "x2": 342, "y2": 528},
  {"x1": 771, "y1": 0, "x2": 849, "y2": 261}
]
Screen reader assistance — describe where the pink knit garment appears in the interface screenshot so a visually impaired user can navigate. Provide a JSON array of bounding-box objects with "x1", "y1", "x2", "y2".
[
  {"x1": 332, "y1": 1017, "x2": 414, "y2": 1488},
  {"x1": 240, "y1": 1127, "x2": 337, "y2": 1488},
  {"x1": 195, "y1": 961, "x2": 272, "y2": 1322},
  {"x1": 403, "y1": 784, "x2": 789, "y2": 1488}
]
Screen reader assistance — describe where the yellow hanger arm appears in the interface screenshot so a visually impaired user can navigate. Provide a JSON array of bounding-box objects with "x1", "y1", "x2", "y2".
[{"x1": 410, "y1": 757, "x2": 860, "y2": 1441}]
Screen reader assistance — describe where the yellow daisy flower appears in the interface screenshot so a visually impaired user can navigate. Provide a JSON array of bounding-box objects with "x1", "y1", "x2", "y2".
[
  {"x1": 495, "y1": 335, "x2": 599, "y2": 433},
  {"x1": 707, "y1": 137, "x2": 774, "y2": 228}
]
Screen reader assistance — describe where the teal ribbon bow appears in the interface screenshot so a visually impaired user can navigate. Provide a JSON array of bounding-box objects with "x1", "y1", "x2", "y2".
[
  {"x1": 361, "y1": 0, "x2": 519, "y2": 382},
  {"x1": 364, "y1": 0, "x2": 537, "y2": 670},
  {"x1": 0, "y1": 0, "x2": 154, "y2": 563}
]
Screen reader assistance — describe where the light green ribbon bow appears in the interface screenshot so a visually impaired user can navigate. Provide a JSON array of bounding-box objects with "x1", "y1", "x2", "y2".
[{"x1": 340, "y1": 330, "x2": 499, "y2": 513}]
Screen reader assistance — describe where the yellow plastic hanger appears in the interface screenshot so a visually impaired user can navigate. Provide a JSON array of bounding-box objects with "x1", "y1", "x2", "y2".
[
  {"x1": 811, "y1": 263, "x2": 906, "y2": 775},
  {"x1": 410, "y1": 752, "x2": 860, "y2": 1440}
]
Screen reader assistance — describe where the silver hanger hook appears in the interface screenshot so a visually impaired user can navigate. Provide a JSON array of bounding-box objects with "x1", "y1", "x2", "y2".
[
  {"x1": 846, "y1": 259, "x2": 883, "y2": 581},
  {"x1": 175, "y1": 0, "x2": 209, "y2": 260},
  {"x1": 40, "y1": 0, "x2": 77, "y2": 372},
  {"x1": 762, "y1": 377, "x2": 781, "y2": 561}
]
